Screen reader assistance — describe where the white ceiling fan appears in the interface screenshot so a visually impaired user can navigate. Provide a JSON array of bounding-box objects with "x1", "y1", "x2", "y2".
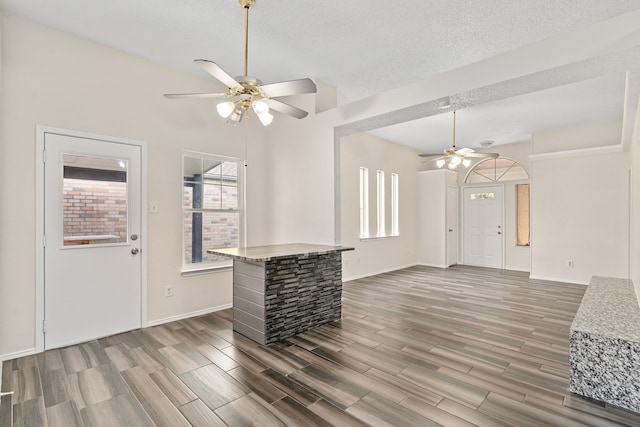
[
  {"x1": 164, "y1": 0, "x2": 316, "y2": 126},
  {"x1": 419, "y1": 111, "x2": 499, "y2": 169}
]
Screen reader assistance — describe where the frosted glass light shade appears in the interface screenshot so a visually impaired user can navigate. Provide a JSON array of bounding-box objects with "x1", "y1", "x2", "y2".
[
  {"x1": 436, "y1": 159, "x2": 446, "y2": 168},
  {"x1": 258, "y1": 112, "x2": 273, "y2": 126},
  {"x1": 217, "y1": 101, "x2": 235, "y2": 118},
  {"x1": 253, "y1": 100, "x2": 269, "y2": 115}
]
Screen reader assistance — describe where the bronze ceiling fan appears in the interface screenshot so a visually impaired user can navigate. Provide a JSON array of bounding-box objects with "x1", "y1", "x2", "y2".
[{"x1": 164, "y1": 0, "x2": 316, "y2": 126}]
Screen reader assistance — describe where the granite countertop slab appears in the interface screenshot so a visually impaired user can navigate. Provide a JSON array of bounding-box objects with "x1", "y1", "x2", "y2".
[
  {"x1": 208, "y1": 243, "x2": 354, "y2": 262},
  {"x1": 570, "y1": 276, "x2": 640, "y2": 342}
]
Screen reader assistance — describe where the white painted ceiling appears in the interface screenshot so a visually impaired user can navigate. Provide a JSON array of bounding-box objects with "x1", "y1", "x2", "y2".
[{"x1": 2, "y1": 0, "x2": 640, "y2": 153}]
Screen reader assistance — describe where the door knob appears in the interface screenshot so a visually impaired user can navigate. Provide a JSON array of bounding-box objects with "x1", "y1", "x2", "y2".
[{"x1": 131, "y1": 248, "x2": 139, "y2": 255}]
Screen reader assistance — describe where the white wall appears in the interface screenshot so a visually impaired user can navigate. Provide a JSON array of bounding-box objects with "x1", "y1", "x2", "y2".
[
  {"x1": 263, "y1": 112, "x2": 337, "y2": 246},
  {"x1": 532, "y1": 121, "x2": 622, "y2": 154},
  {"x1": 530, "y1": 122, "x2": 630, "y2": 284},
  {"x1": 630, "y1": 97, "x2": 640, "y2": 301},
  {"x1": 339, "y1": 133, "x2": 419, "y2": 280},
  {"x1": 0, "y1": 13, "x2": 269, "y2": 357}
]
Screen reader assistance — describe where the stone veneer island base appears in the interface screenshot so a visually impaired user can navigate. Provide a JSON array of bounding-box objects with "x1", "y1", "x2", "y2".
[
  {"x1": 209, "y1": 243, "x2": 354, "y2": 345},
  {"x1": 570, "y1": 276, "x2": 640, "y2": 413}
]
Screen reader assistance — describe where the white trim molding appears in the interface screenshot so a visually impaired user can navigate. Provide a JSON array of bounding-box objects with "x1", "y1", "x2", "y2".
[
  {"x1": 1, "y1": 348, "x2": 36, "y2": 363},
  {"x1": 529, "y1": 275, "x2": 589, "y2": 286},
  {"x1": 529, "y1": 144, "x2": 623, "y2": 162},
  {"x1": 145, "y1": 304, "x2": 232, "y2": 328}
]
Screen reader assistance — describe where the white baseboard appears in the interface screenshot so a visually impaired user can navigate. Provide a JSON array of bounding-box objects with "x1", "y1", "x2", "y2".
[
  {"x1": 0, "y1": 306, "x2": 232, "y2": 363},
  {"x1": 529, "y1": 275, "x2": 588, "y2": 285},
  {"x1": 0, "y1": 348, "x2": 36, "y2": 363},
  {"x1": 145, "y1": 303, "x2": 232, "y2": 327},
  {"x1": 415, "y1": 262, "x2": 449, "y2": 269},
  {"x1": 343, "y1": 263, "x2": 417, "y2": 282}
]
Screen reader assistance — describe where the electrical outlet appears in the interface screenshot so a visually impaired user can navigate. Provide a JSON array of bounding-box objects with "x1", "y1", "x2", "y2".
[
  {"x1": 567, "y1": 260, "x2": 573, "y2": 268},
  {"x1": 165, "y1": 285, "x2": 173, "y2": 297}
]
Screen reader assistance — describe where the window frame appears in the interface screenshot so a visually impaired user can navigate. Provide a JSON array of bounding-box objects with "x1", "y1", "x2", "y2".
[
  {"x1": 377, "y1": 170, "x2": 385, "y2": 237},
  {"x1": 391, "y1": 173, "x2": 399, "y2": 236},
  {"x1": 181, "y1": 151, "x2": 245, "y2": 273},
  {"x1": 359, "y1": 167, "x2": 369, "y2": 238}
]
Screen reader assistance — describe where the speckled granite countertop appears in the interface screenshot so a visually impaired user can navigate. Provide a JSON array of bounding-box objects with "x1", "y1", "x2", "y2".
[
  {"x1": 571, "y1": 276, "x2": 640, "y2": 341},
  {"x1": 208, "y1": 243, "x2": 354, "y2": 262}
]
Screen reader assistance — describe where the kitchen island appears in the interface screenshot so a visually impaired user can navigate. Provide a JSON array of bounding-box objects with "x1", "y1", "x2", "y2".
[{"x1": 209, "y1": 243, "x2": 354, "y2": 345}]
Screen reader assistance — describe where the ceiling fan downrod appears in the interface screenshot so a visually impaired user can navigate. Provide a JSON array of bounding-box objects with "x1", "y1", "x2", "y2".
[{"x1": 239, "y1": 0, "x2": 255, "y2": 77}]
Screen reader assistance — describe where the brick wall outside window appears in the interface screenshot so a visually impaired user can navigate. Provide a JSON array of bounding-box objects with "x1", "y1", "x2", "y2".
[
  {"x1": 63, "y1": 178, "x2": 127, "y2": 243},
  {"x1": 183, "y1": 176, "x2": 239, "y2": 264}
]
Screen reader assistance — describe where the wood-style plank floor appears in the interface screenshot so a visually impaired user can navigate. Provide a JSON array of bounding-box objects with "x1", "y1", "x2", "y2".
[{"x1": 2, "y1": 265, "x2": 640, "y2": 426}]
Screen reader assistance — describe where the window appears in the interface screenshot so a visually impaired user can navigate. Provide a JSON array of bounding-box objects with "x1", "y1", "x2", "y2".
[
  {"x1": 183, "y1": 152, "x2": 243, "y2": 270},
  {"x1": 391, "y1": 173, "x2": 399, "y2": 236},
  {"x1": 470, "y1": 192, "x2": 495, "y2": 200},
  {"x1": 377, "y1": 170, "x2": 385, "y2": 236},
  {"x1": 359, "y1": 167, "x2": 369, "y2": 238},
  {"x1": 516, "y1": 184, "x2": 530, "y2": 246},
  {"x1": 360, "y1": 167, "x2": 399, "y2": 239},
  {"x1": 465, "y1": 158, "x2": 529, "y2": 183},
  {"x1": 62, "y1": 155, "x2": 128, "y2": 246}
]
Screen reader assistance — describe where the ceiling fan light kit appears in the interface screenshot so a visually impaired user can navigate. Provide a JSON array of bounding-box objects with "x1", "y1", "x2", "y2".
[
  {"x1": 164, "y1": 0, "x2": 316, "y2": 126},
  {"x1": 420, "y1": 110, "x2": 499, "y2": 169}
]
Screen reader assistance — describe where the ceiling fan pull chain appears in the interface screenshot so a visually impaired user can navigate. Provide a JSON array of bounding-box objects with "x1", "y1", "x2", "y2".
[{"x1": 452, "y1": 110, "x2": 456, "y2": 149}]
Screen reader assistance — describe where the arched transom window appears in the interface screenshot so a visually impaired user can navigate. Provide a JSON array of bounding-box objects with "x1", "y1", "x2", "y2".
[{"x1": 465, "y1": 158, "x2": 529, "y2": 184}]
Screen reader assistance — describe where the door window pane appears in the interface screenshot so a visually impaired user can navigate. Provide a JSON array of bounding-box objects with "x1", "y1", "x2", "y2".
[
  {"x1": 62, "y1": 154, "x2": 128, "y2": 246},
  {"x1": 470, "y1": 192, "x2": 495, "y2": 200}
]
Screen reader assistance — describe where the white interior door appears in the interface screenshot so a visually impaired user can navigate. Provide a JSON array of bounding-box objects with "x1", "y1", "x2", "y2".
[
  {"x1": 44, "y1": 132, "x2": 142, "y2": 349},
  {"x1": 446, "y1": 185, "x2": 458, "y2": 267},
  {"x1": 463, "y1": 185, "x2": 503, "y2": 268}
]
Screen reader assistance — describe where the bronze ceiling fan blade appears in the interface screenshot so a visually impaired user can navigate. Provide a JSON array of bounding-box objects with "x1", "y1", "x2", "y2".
[
  {"x1": 194, "y1": 59, "x2": 243, "y2": 90},
  {"x1": 261, "y1": 78, "x2": 317, "y2": 98},
  {"x1": 163, "y1": 92, "x2": 227, "y2": 99},
  {"x1": 266, "y1": 99, "x2": 309, "y2": 119}
]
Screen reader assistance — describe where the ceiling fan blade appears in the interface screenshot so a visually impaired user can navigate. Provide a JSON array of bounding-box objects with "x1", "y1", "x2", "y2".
[
  {"x1": 418, "y1": 153, "x2": 444, "y2": 157},
  {"x1": 261, "y1": 78, "x2": 317, "y2": 98},
  {"x1": 164, "y1": 92, "x2": 227, "y2": 99},
  {"x1": 194, "y1": 59, "x2": 243, "y2": 90},
  {"x1": 266, "y1": 99, "x2": 309, "y2": 119},
  {"x1": 465, "y1": 152, "x2": 500, "y2": 158},
  {"x1": 455, "y1": 147, "x2": 475, "y2": 156}
]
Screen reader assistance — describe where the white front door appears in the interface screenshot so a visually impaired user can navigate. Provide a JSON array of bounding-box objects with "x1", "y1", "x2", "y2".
[
  {"x1": 43, "y1": 132, "x2": 142, "y2": 350},
  {"x1": 446, "y1": 185, "x2": 458, "y2": 267},
  {"x1": 463, "y1": 185, "x2": 503, "y2": 268}
]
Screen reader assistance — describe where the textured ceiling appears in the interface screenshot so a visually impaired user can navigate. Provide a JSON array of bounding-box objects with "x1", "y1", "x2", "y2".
[{"x1": 2, "y1": 0, "x2": 640, "y2": 152}]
